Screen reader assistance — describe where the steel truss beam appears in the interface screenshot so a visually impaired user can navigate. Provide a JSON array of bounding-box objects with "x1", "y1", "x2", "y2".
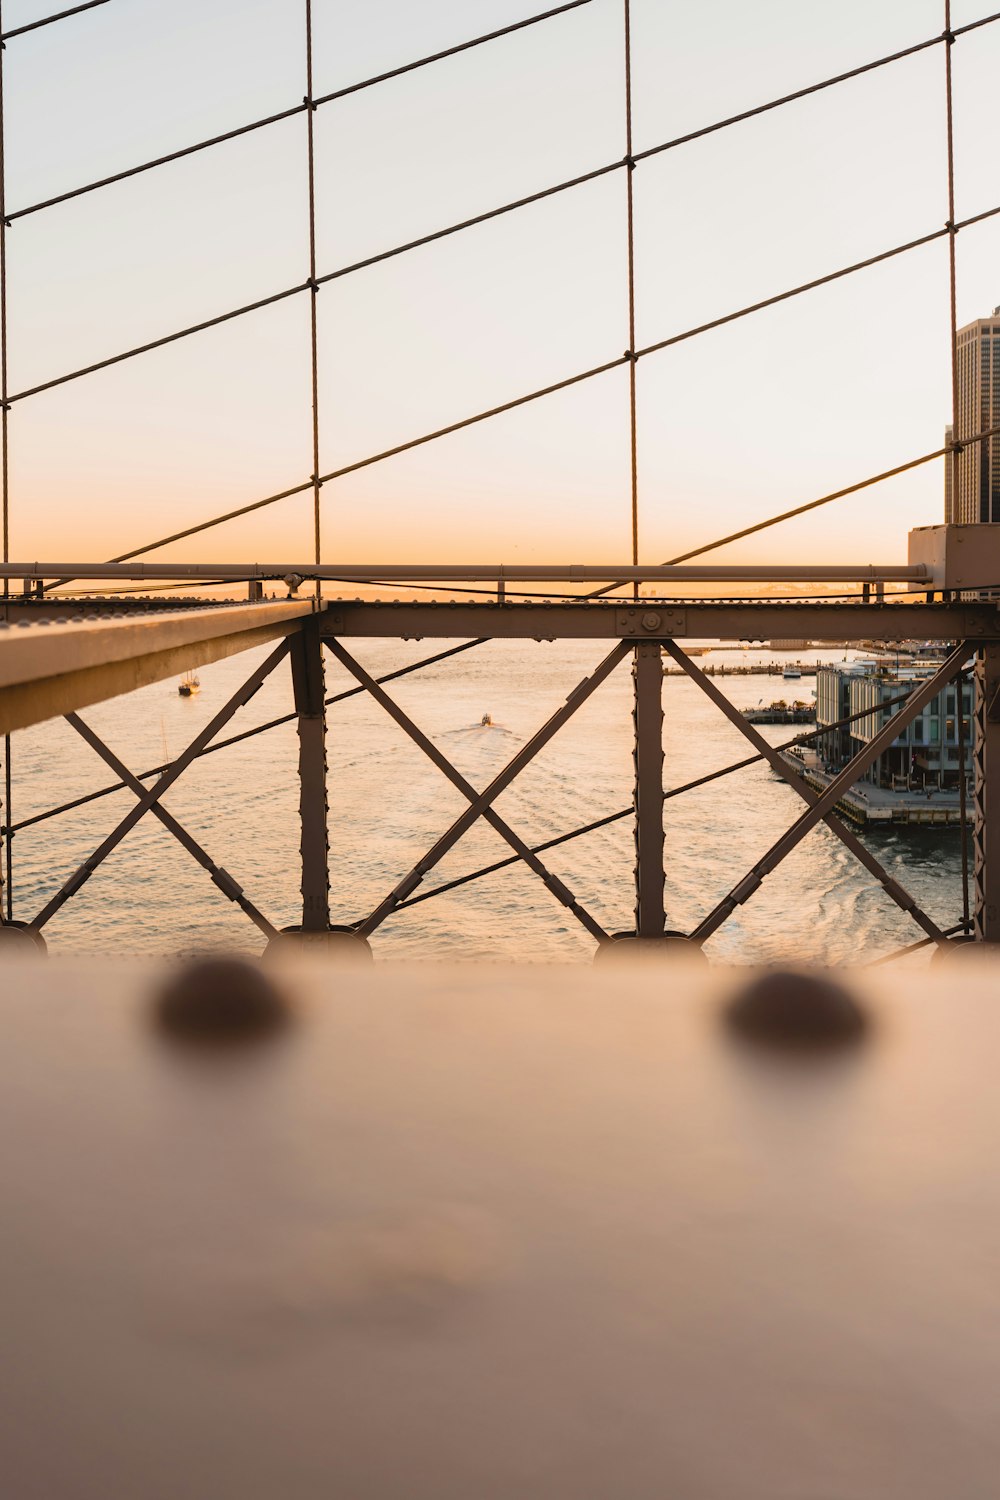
[
  {"x1": 65, "y1": 712, "x2": 278, "y2": 938},
  {"x1": 0, "y1": 562, "x2": 928, "y2": 584},
  {"x1": 0, "y1": 601, "x2": 313, "y2": 734},
  {"x1": 26, "y1": 641, "x2": 292, "y2": 934},
  {"x1": 326, "y1": 639, "x2": 615, "y2": 942},
  {"x1": 336, "y1": 640, "x2": 631, "y2": 938},
  {"x1": 689, "y1": 643, "x2": 971, "y2": 945},
  {"x1": 322, "y1": 601, "x2": 1000, "y2": 642},
  {"x1": 663, "y1": 641, "x2": 947, "y2": 945}
]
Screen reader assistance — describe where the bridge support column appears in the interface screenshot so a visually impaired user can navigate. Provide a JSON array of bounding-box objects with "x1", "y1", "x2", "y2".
[
  {"x1": 291, "y1": 618, "x2": 330, "y2": 932},
  {"x1": 632, "y1": 642, "x2": 665, "y2": 937},
  {"x1": 971, "y1": 642, "x2": 1000, "y2": 942},
  {"x1": 973, "y1": 644, "x2": 1000, "y2": 942}
]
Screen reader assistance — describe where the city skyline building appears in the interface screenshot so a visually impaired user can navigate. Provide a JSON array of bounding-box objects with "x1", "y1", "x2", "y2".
[{"x1": 945, "y1": 307, "x2": 1000, "y2": 524}]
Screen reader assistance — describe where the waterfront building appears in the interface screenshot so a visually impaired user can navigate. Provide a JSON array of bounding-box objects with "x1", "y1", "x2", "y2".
[
  {"x1": 815, "y1": 662, "x2": 871, "y2": 765},
  {"x1": 816, "y1": 662, "x2": 972, "y2": 791},
  {"x1": 945, "y1": 307, "x2": 1000, "y2": 523}
]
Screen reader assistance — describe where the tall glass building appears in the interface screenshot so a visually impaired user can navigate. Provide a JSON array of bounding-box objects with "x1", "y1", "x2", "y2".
[{"x1": 946, "y1": 307, "x2": 1000, "y2": 523}]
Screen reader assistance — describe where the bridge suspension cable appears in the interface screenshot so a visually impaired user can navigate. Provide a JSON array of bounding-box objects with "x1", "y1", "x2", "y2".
[{"x1": 2, "y1": 1, "x2": 997, "y2": 948}]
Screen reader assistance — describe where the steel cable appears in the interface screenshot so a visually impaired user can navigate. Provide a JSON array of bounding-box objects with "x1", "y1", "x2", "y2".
[
  {"x1": 623, "y1": 0, "x2": 639, "y2": 589},
  {"x1": 304, "y1": 0, "x2": 322, "y2": 595},
  {"x1": 52, "y1": 204, "x2": 1000, "y2": 581},
  {"x1": 4, "y1": 2, "x2": 997, "y2": 949},
  {"x1": 943, "y1": 1, "x2": 971, "y2": 930},
  {"x1": 1, "y1": 0, "x2": 110, "y2": 41},
  {"x1": 863, "y1": 919, "x2": 969, "y2": 967},
  {"x1": 6, "y1": 2, "x2": 594, "y2": 221},
  {"x1": 10, "y1": 9, "x2": 999, "y2": 230}
]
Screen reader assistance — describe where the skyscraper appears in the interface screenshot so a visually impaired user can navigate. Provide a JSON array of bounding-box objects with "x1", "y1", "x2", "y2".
[{"x1": 945, "y1": 307, "x2": 1000, "y2": 523}]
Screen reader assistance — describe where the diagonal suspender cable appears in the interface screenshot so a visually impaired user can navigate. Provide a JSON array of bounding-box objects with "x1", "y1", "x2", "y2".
[
  {"x1": 61, "y1": 206, "x2": 996, "y2": 575},
  {"x1": 311, "y1": 0, "x2": 593, "y2": 106},
  {"x1": 6, "y1": 2, "x2": 594, "y2": 221},
  {"x1": 1, "y1": 0, "x2": 110, "y2": 40},
  {"x1": 865, "y1": 920, "x2": 968, "y2": 968},
  {"x1": 4, "y1": 4, "x2": 998, "y2": 952},
  {"x1": 10, "y1": 12, "x2": 1000, "y2": 230}
]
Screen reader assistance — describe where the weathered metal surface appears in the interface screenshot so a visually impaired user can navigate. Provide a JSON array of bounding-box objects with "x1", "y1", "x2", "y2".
[
  {"x1": 322, "y1": 601, "x2": 1000, "y2": 641},
  {"x1": 290, "y1": 619, "x2": 331, "y2": 932},
  {"x1": 25, "y1": 642, "x2": 292, "y2": 934},
  {"x1": 690, "y1": 644, "x2": 971, "y2": 943},
  {"x1": 0, "y1": 560, "x2": 929, "y2": 583},
  {"x1": 325, "y1": 639, "x2": 609, "y2": 943},
  {"x1": 349, "y1": 641, "x2": 631, "y2": 937},
  {"x1": 632, "y1": 643, "x2": 665, "y2": 936},
  {"x1": 974, "y1": 645, "x2": 1000, "y2": 941},
  {"x1": 909, "y1": 522, "x2": 1000, "y2": 591},
  {"x1": 664, "y1": 641, "x2": 946, "y2": 945},
  {"x1": 65, "y1": 711, "x2": 278, "y2": 938},
  {"x1": 0, "y1": 601, "x2": 313, "y2": 733}
]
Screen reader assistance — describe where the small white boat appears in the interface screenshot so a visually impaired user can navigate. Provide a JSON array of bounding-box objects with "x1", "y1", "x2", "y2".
[
  {"x1": 178, "y1": 674, "x2": 201, "y2": 697},
  {"x1": 782, "y1": 665, "x2": 802, "y2": 681}
]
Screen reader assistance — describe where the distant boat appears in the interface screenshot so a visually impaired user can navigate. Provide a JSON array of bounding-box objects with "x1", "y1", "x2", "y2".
[
  {"x1": 481, "y1": 713, "x2": 492, "y2": 727},
  {"x1": 178, "y1": 674, "x2": 200, "y2": 697},
  {"x1": 783, "y1": 665, "x2": 802, "y2": 680}
]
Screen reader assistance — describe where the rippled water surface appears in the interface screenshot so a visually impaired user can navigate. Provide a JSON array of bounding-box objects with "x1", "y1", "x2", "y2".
[{"x1": 3, "y1": 640, "x2": 964, "y2": 963}]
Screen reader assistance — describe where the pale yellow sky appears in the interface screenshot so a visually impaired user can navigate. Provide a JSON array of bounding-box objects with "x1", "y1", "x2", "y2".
[{"x1": 4, "y1": 0, "x2": 998, "y2": 573}]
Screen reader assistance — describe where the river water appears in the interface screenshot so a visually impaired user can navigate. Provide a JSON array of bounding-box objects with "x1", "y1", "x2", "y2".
[{"x1": 2, "y1": 638, "x2": 964, "y2": 964}]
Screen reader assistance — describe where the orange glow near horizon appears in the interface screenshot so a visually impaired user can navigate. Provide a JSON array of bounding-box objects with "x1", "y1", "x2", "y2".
[{"x1": 5, "y1": 0, "x2": 996, "y2": 575}]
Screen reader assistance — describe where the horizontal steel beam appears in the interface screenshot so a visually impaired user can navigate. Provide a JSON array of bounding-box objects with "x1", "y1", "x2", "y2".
[
  {"x1": 0, "y1": 600, "x2": 314, "y2": 733},
  {"x1": 322, "y1": 600, "x2": 1000, "y2": 642},
  {"x1": 0, "y1": 560, "x2": 927, "y2": 584}
]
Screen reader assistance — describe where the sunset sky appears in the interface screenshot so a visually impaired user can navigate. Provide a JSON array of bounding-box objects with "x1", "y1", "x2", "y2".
[{"x1": 4, "y1": 0, "x2": 999, "y2": 575}]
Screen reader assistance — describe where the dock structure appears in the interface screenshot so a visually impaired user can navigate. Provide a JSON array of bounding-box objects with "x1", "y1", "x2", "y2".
[
  {"x1": 780, "y1": 752, "x2": 966, "y2": 828},
  {"x1": 3, "y1": 4, "x2": 1000, "y2": 961}
]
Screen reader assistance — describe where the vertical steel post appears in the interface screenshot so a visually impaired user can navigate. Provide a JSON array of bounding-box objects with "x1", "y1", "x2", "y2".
[
  {"x1": 291, "y1": 618, "x2": 330, "y2": 931},
  {"x1": 632, "y1": 642, "x2": 665, "y2": 936},
  {"x1": 973, "y1": 645, "x2": 1000, "y2": 941}
]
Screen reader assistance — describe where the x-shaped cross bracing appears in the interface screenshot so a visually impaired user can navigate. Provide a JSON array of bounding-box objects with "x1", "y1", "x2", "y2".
[
  {"x1": 669, "y1": 640, "x2": 971, "y2": 946},
  {"x1": 326, "y1": 638, "x2": 631, "y2": 940},
  {"x1": 26, "y1": 640, "x2": 291, "y2": 935}
]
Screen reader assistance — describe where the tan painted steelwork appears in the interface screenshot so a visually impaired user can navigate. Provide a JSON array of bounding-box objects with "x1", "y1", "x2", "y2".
[{"x1": 0, "y1": 600, "x2": 315, "y2": 734}]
